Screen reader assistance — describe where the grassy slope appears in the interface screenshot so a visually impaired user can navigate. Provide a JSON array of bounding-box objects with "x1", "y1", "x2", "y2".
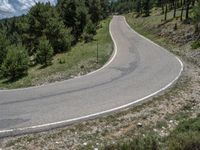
[
  {"x1": 125, "y1": 9, "x2": 200, "y2": 61},
  {"x1": 0, "y1": 18, "x2": 112, "y2": 89}
]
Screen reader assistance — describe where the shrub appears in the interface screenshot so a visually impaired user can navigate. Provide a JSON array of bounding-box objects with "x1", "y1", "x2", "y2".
[
  {"x1": 36, "y1": 36, "x2": 54, "y2": 66},
  {"x1": 168, "y1": 116, "x2": 200, "y2": 150},
  {"x1": 83, "y1": 33, "x2": 94, "y2": 43},
  {"x1": 191, "y1": 40, "x2": 200, "y2": 49},
  {"x1": 58, "y1": 58, "x2": 66, "y2": 64},
  {"x1": 83, "y1": 20, "x2": 96, "y2": 42},
  {"x1": 104, "y1": 134, "x2": 159, "y2": 150},
  {"x1": 168, "y1": 131, "x2": 200, "y2": 150},
  {"x1": 1, "y1": 44, "x2": 29, "y2": 79}
]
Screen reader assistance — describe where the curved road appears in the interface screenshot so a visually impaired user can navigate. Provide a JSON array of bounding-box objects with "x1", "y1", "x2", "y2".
[{"x1": 0, "y1": 16, "x2": 183, "y2": 137}]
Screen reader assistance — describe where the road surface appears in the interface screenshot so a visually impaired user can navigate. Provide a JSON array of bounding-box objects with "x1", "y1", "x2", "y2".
[{"x1": 0, "y1": 16, "x2": 183, "y2": 137}]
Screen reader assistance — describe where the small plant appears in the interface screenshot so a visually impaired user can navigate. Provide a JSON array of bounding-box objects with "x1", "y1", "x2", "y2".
[
  {"x1": 83, "y1": 33, "x2": 94, "y2": 43},
  {"x1": 156, "y1": 120, "x2": 168, "y2": 129},
  {"x1": 104, "y1": 134, "x2": 159, "y2": 150},
  {"x1": 173, "y1": 23, "x2": 177, "y2": 30},
  {"x1": 58, "y1": 58, "x2": 66, "y2": 64},
  {"x1": 191, "y1": 40, "x2": 200, "y2": 49},
  {"x1": 168, "y1": 116, "x2": 200, "y2": 150}
]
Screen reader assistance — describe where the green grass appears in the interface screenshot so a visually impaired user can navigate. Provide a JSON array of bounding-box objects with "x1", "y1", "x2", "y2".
[
  {"x1": 104, "y1": 133, "x2": 160, "y2": 150},
  {"x1": 167, "y1": 116, "x2": 200, "y2": 150},
  {"x1": 125, "y1": 11, "x2": 177, "y2": 51},
  {"x1": 191, "y1": 40, "x2": 200, "y2": 49},
  {"x1": 0, "y1": 18, "x2": 113, "y2": 89},
  {"x1": 103, "y1": 116, "x2": 200, "y2": 150}
]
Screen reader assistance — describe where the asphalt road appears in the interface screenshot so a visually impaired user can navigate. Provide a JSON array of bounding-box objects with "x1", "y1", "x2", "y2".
[{"x1": 0, "y1": 16, "x2": 183, "y2": 137}]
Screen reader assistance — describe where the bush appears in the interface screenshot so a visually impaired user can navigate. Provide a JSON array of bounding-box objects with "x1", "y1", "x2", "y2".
[
  {"x1": 83, "y1": 33, "x2": 94, "y2": 43},
  {"x1": 36, "y1": 36, "x2": 54, "y2": 66},
  {"x1": 1, "y1": 44, "x2": 29, "y2": 79},
  {"x1": 191, "y1": 40, "x2": 200, "y2": 49},
  {"x1": 104, "y1": 134, "x2": 159, "y2": 150},
  {"x1": 168, "y1": 131, "x2": 200, "y2": 150},
  {"x1": 168, "y1": 116, "x2": 200, "y2": 150},
  {"x1": 83, "y1": 20, "x2": 96, "y2": 42}
]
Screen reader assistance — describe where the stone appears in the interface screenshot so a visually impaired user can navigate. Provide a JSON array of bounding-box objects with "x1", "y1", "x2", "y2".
[{"x1": 137, "y1": 122, "x2": 143, "y2": 127}]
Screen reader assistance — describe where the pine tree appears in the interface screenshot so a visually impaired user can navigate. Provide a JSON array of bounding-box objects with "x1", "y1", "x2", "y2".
[
  {"x1": 0, "y1": 29, "x2": 10, "y2": 65},
  {"x1": 83, "y1": 20, "x2": 96, "y2": 42},
  {"x1": 193, "y1": 0, "x2": 200, "y2": 33},
  {"x1": 36, "y1": 36, "x2": 54, "y2": 66},
  {"x1": 57, "y1": 0, "x2": 88, "y2": 41},
  {"x1": 1, "y1": 44, "x2": 29, "y2": 79},
  {"x1": 28, "y1": 2, "x2": 72, "y2": 54},
  {"x1": 143, "y1": 0, "x2": 151, "y2": 17}
]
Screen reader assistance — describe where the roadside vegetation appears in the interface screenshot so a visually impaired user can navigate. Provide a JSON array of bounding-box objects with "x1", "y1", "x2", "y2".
[
  {"x1": 0, "y1": 0, "x2": 112, "y2": 89},
  {"x1": 104, "y1": 116, "x2": 200, "y2": 150}
]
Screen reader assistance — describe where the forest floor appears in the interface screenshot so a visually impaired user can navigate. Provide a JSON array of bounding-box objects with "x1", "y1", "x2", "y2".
[
  {"x1": 0, "y1": 9, "x2": 200, "y2": 149},
  {"x1": 0, "y1": 18, "x2": 113, "y2": 89}
]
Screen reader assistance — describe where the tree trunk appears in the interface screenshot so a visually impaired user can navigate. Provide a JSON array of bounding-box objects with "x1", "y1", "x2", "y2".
[
  {"x1": 180, "y1": 0, "x2": 185, "y2": 21},
  {"x1": 164, "y1": 3, "x2": 168, "y2": 21},
  {"x1": 195, "y1": 23, "x2": 199, "y2": 34},
  {"x1": 185, "y1": 0, "x2": 190, "y2": 21},
  {"x1": 173, "y1": 0, "x2": 177, "y2": 18},
  {"x1": 161, "y1": 0, "x2": 165, "y2": 14},
  {"x1": 192, "y1": 0, "x2": 196, "y2": 6}
]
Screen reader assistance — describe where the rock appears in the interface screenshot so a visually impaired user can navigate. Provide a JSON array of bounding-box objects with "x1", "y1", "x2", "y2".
[
  {"x1": 83, "y1": 142, "x2": 87, "y2": 146},
  {"x1": 137, "y1": 122, "x2": 143, "y2": 127},
  {"x1": 153, "y1": 128, "x2": 158, "y2": 132}
]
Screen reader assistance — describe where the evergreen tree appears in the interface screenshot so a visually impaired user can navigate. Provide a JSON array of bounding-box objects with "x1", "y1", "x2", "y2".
[
  {"x1": 142, "y1": 0, "x2": 151, "y2": 17},
  {"x1": 193, "y1": 0, "x2": 200, "y2": 33},
  {"x1": 1, "y1": 44, "x2": 29, "y2": 79},
  {"x1": 0, "y1": 29, "x2": 10, "y2": 65},
  {"x1": 36, "y1": 36, "x2": 54, "y2": 66},
  {"x1": 83, "y1": 20, "x2": 96, "y2": 42},
  {"x1": 100, "y1": 0, "x2": 110, "y2": 19},
  {"x1": 87, "y1": 0, "x2": 102, "y2": 25},
  {"x1": 57, "y1": 0, "x2": 88, "y2": 41},
  {"x1": 28, "y1": 2, "x2": 72, "y2": 54},
  {"x1": 136, "y1": 0, "x2": 142, "y2": 15}
]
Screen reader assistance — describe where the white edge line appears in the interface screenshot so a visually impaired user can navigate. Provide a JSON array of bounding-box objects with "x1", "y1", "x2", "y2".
[
  {"x1": 0, "y1": 17, "x2": 118, "y2": 92},
  {"x1": 0, "y1": 16, "x2": 184, "y2": 135},
  {"x1": 122, "y1": 16, "x2": 184, "y2": 66}
]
